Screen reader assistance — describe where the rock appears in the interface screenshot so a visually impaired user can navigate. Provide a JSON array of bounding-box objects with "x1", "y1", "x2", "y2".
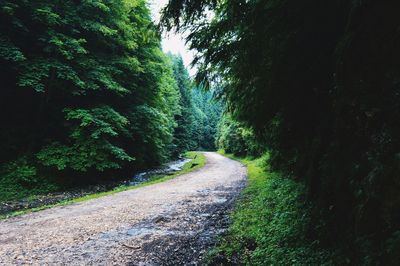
[{"x1": 153, "y1": 216, "x2": 169, "y2": 224}]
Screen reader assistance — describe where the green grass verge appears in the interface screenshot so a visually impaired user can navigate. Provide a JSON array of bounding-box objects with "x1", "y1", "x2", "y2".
[
  {"x1": 0, "y1": 151, "x2": 206, "y2": 220},
  {"x1": 209, "y1": 150, "x2": 333, "y2": 265}
]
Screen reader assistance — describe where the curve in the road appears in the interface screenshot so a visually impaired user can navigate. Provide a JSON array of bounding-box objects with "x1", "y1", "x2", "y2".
[{"x1": 0, "y1": 152, "x2": 246, "y2": 265}]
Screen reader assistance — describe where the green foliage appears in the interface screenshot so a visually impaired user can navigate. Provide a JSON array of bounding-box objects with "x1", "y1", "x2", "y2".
[
  {"x1": 170, "y1": 54, "x2": 197, "y2": 154},
  {"x1": 0, "y1": 157, "x2": 59, "y2": 202},
  {"x1": 190, "y1": 87, "x2": 223, "y2": 150},
  {"x1": 210, "y1": 153, "x2": 333, "y2": 265},
  {"x1": 0, "y1": 38, "x2": 26, "y2": 62},
  {"x1": 1, "y1": 158, "x2": 38, "y2": 186},
  {"x1": 0, "y1": 0, "x2": 224, "y2": 205},
  {"x1": 0, "y1": 0, "x2": 189, "y2": 199},
  {"x1": 170, "y1": 54, "x2": 223, "y2": 153},
  {"x1": 163, "y1": 0, "x2": 400, "y2": 263},
  {"x1": 216, "y1": 115, "x2": 263, "y2": 156},
  {"x1": 128, "y1": 54, "x2": 181, "y2": 166}
]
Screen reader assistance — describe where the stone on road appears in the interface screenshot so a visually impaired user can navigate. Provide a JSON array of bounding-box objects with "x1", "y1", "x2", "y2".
[{"x1": 0, "y1": 152, "x2": 246, "y2": 265}]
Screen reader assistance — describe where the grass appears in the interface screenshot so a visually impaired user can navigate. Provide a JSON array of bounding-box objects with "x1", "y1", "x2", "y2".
[
  {"x1": 0, "y1": 151, "x2": 206, "y2": 220},
  {"x1": 208, "y1": 150, "x2": 333, "y2": 265}
]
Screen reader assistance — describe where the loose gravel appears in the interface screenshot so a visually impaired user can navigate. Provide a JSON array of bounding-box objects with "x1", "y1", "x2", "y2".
[{"x1": 0, "y1": 152, "x2": 246, "y2": 265}]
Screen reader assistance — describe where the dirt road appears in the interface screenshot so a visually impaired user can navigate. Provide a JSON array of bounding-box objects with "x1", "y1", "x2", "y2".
[{"x1": 0, "y1": 152, "x2": 246, "y2": 265}]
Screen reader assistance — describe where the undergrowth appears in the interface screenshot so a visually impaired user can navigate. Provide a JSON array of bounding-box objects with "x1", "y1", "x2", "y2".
[
  {"x1": 0, "y1": 171, "x2": 60, "y2": 203},
  {"x1": 209, "y1": 151, "x2": 334, "y2": 265}
]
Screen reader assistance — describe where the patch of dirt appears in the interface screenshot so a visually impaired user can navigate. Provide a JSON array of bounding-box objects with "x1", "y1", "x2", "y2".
[{"x1": 0, "y1": 152, "x2": 247, "y2": 265}]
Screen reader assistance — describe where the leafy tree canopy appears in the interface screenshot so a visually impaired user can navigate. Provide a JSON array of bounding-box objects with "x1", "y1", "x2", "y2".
[{"x1": 162, "y1": 0, "x2": 400, "y2": 264}]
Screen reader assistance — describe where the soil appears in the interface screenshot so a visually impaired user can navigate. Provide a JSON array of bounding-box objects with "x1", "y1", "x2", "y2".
[{"x1": 0, "y1": 152, "x2": 247, "y2": 265}]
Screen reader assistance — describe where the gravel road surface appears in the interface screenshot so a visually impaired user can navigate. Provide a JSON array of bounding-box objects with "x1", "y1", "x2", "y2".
[{"x1": 0, "y1": 152, "x2": 246, "y2": 265}]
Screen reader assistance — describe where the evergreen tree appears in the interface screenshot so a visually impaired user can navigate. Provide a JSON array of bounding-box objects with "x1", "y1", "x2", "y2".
[
  {"x1": 170, "y1": 54, "x2": 223, "y2": 153},
  {"x1": 162, "y1": 0, "x2": 400, "y2": 263},
  {"x1": 190, "y1": 87, "x2": 222, "y2": 151},
  {"x1": 170, "y1": 54, "x2": 196, "y2": 155}
]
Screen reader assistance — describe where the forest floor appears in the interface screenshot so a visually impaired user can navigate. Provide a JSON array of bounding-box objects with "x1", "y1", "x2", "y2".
[{"x1": 0, "y1": 152, "x2": 246, "y2": 265}]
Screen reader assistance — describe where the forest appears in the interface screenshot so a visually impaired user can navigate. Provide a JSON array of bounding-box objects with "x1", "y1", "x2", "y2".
[
  {"x1": 0, "y1": 0, "x2": 399, "y2": 265},
  {"x1": 162, "y1": 0, "x2": 400, "y2": 265},
  {"x1": 0, "y1": 0, "x2": 221, "y2": 201}
]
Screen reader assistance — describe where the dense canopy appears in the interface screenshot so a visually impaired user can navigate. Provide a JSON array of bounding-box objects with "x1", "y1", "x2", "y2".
[
  {"x1": 1, "y1": 0, "x2": 399, "y2": 263},
  {"x1": 0, "y1": 0, "x2": 221, "y2": 201},
  {"x1": 162, "y1": 0, "x2": 400, "y2": 264}
]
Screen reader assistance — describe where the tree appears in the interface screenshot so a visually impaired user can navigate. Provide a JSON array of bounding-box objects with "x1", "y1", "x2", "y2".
[
  {"x1": 0, "y1": 0, "x2": 181, "y2": 196},
  {"x1": 170, "y1": 54, "x2": 196, "y2": 155},
  {"x1": 216, "y1": 114, "x2": 263, "y2": 156},
  {"x1": 162, "y1": 0, "x2": 400, "y2": 263},
  {"x1": 170, "y1": 54, "x2": 223, "y2": 153}
]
